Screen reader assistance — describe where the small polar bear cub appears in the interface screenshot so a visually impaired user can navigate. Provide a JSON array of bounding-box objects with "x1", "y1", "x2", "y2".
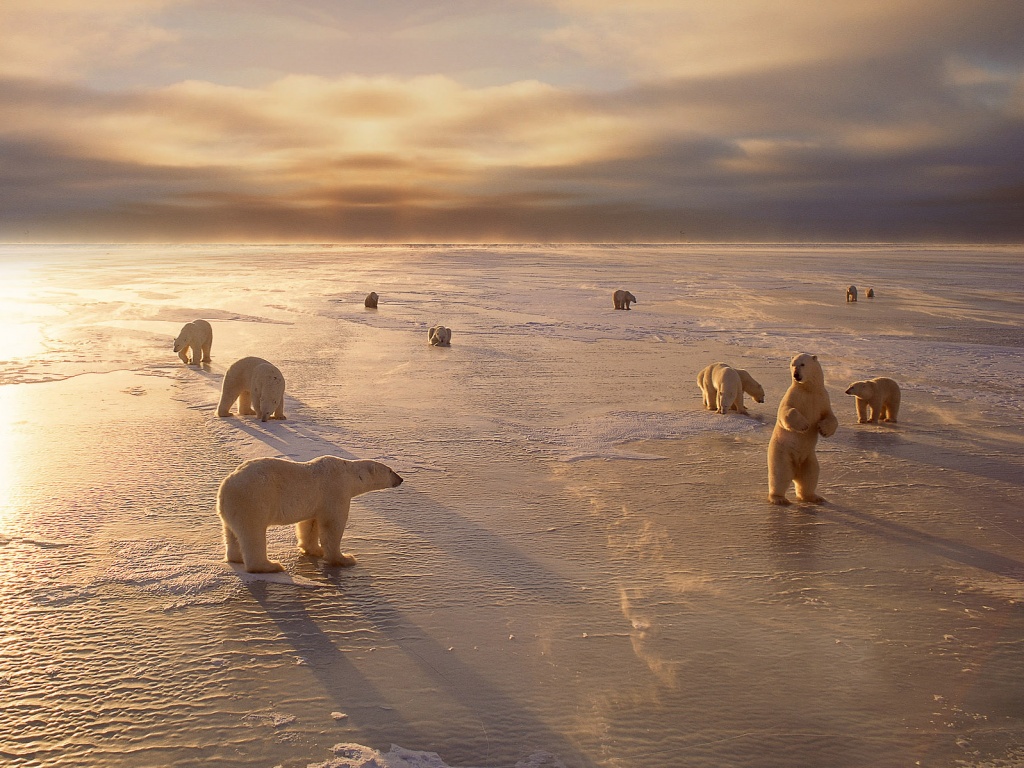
[
  {"x1": 845, "y1": 377, "x2": 901, "y2": 424},
  {"x1": 428, "y1": 325, "x2": 452, "y2": 346},
  {"x1": 173, "y1": 319, "x2": 212, "y2": 365},
  {"x1": 364, "y1": 292, "x2": 378, "y2": 308},
  {"x1": 217, "y1": 356, "x2": 286, "y2": 422},
  {"x1": 217, "y1": 455, "x2": 403, "y2": 573},
  {"x1": 613, "y1": 289, "x2": 637, "y2": 310},
  {"x1": 846, "y1": 285, "x2": 858, "y2": 302},
  {"x1": 697, "y1": 362, "x2": 766, "y2": 415}
]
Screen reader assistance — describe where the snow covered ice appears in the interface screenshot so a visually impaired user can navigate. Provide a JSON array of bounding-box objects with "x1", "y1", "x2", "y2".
[{"x1": 0, "y1": 243, "x2": 1023, "y2": 767}]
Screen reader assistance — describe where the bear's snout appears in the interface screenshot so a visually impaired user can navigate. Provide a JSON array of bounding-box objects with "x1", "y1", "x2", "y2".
[
  {"x1": 393, "y1": 473, "x2": 404, "y2": 487},
  {"x1": 793, "y1": 370, "x2": 802, "y2": 382},
  {"x1": 844, "y1": 386, "x2": 854, "y2": 394}
]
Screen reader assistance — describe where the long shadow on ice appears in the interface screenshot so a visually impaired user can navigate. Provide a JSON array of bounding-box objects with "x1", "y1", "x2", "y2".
[
  {"x1": 821, "y1": 505, "x2": 1024, "y2": 581},
  {"x1": 847, "y1": 427, "x2": 1024, "y2": 487},
  {"x1": 242, "y1": 579, "x2": 431, "y2": 743},
  {"x1": 322, "y1": 570, "x2": 601, "y2": 768}
]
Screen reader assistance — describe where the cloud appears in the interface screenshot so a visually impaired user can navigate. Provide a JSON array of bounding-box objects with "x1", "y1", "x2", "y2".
[{"x1": 0, "y1": 1, "x2": 1022, "y2": 241}]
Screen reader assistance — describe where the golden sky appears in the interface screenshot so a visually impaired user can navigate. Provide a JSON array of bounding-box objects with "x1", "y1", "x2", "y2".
[{"x1": 1, "y1": 1, "x2": 1022, "y2": 241}]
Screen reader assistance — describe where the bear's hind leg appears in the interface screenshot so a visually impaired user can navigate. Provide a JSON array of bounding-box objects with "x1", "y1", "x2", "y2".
[
  {"x1": 235, "y1": 527, "x2": 284, "y2": 573},
  {"x1": 767, "y1": 449, "x2": 795, "y2": 506},
  {"x1": 217, "y1": 387, "x2": 237, "y2": 417},
  {"x1": 201, "y1": 342, "x2": 211, "y2": 363},
  {"x1": 794, "y1": 454, "x2": 825, "y2": 504},
  {"x1": 296, "y1": 519, "x2": 324, "y2": 557},
  {"x1": 223, "y1": 523, "x2": 243, "y2": 563}
]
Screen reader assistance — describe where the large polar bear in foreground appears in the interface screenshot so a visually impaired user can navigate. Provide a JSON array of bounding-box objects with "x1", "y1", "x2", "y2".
[
  {"x1": 697, "y1": 362, "x2": 765, "y2": 415},
  {"x1": 845, "y1": 377, "x2": 901, "y2": 423},
  {"x1": 217, "y1": 356, "x2": 286, "y2": 422},
  {"x1": 173, "y1": 319, "x2": 212, "y2": 365},
  {"x1": 217, "y1": 455, "x2": 403, "y2": 573},
  {"x1": 767, "y1": 353, "x2": 838, "y2": 506}
]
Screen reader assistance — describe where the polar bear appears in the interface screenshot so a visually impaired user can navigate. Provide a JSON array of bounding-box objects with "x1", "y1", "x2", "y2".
[
  {"x1": 428, "y1": 325, "x2": 451, "y2": 346},
  {"x1": 173, "y1": 319, "x2": 212, "y2": 365},
  {"x1": 613, "y1": 290, "x2": 637, "y2": 310},
  {"x1": 364, "y1": 292, "x2": 378, "y2": 308},
  {"x1": 217, "y1": 455, "x2": 403, "y2": 573},
  {"x1": 697, "y1": 362, "x2": 766, "y2": 415},
  {"x1": 845, "y1": 377, "x2": 900, "y2": 424},
  {"x1": 767, "y1": 353, "x2": 838, "y2": 506},
  {"x1": 846, "y1": 285, "x2": 858, "y2": 302},
  {"x1": 866, "y1": 288, "x2": 874, "y2": 298},
  {"x1": 217, "y1": 356, "x2": 286, "y2": 422}
]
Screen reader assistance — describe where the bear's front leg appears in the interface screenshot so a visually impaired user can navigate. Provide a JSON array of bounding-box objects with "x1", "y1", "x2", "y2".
[
  {"x1": 319, "y1": 505, "x2": 356, "y2": 567},
  {"x1": 238, "y1": 390, "x2": 256, "y2": 415},
  {"x1": 856, "y1": 397, "x2": 870, "y2": 423}
]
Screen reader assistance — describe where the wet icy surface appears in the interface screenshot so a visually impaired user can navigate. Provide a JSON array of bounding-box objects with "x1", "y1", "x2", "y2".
[{"x1": 0, "y1": 243, "x2": 1023, "y2": 767}]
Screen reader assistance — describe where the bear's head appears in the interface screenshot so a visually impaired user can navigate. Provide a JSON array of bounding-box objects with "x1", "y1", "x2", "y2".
[
  {"x1": 172, "y1": 327, "x2": 188, "y2": 353},
  {"x1": 845, "y1": 380, "x2": 872, "y2": 398},
  {"x1": 625, "y1": 291, "x2": 637, "y2": 303},
  {"x1": 747, "y1": 380, "x2": 766, "y2": 403},
  {"x1": 790, "y1": 353, "x2": 824, "y2": 386},
  {"x1": 323, "y1": 457, "x2": 404, "y2": 494}
]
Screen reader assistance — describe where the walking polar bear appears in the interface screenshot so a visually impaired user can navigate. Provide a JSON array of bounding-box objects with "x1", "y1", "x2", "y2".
[
  {"x1": 173, "y1": 319, "x2": 212, "y2": 365},
  {"x1": 697, "y1": 362, "x2": 766, "y2": 415},
  {"x1": 217, "y1": 455, "x2": 403, "y2": 573},
  {"x1": 428, "y1": 325, "x2": 452, "y2": 346},
  {"x1": 217, "y1": 356, "x2": 286, "y2": 422},
  {"x1": 613, "y1": 290, "x2": 637, "y2": 310},
  {"x1": 845, "y1": 377, "x2": 901, "y2": 423},
  {"x1": 767, "y1": 353, "x2": 838, "y2": 506}
]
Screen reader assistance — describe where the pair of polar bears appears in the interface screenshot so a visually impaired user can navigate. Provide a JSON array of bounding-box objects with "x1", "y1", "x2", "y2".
[
  {"x1": 768, "y1": 355, "x2": 901, "y2": 505},
  {"x1": 174, "y1": 320, "x2": 287, "y2": 423}
]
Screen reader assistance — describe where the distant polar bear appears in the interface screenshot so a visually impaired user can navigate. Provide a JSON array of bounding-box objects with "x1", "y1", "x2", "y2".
[
  {"x1": 217, "y1": 455, "x2": 403, "y2": 572},
  {"x1": 845, "y1": 377, "x2": 900, "y2": 424},
  {"x1": 846, "y1": 285, "x2": 858, "y2": 302},
  {"x1": 428, "y1": 325, "x2": 451, "y2": 346},
  {"x1": 866, "y1": 288, "x2": 875, "y2": 298},
  {"x1": 364, "y1": 292, "x2": 378, "y2": 308},
  {"x1": 767, "y1": 353, "x2": 838, "y2": 506},
  {"x1": 173, "y1": 319, "x2": 212, "y2": 365},
  {"x1": 217, "y1": 356, "x2": 286, "y2": 422},
  {"x1": 613, "y1": 290, "x2": 637, "y2": 310},
  {"x1": 697, "y1": 362, "x2": 766, "y2": 415}
]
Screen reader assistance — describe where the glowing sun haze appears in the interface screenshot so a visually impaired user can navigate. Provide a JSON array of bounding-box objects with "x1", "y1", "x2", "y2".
[{"x1": 2, "y1": 0, "x2": 1022, "y2": 242}]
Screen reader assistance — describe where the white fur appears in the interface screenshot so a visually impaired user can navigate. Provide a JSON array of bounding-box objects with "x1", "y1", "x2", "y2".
[
  {"x1": 217, "y1": 455, "x2": 403, "y2": 572},
  {"x1": 428, "y1": 325, "x2": 452, "y2": 346},
  {"x1": 697, "y1": 362, "x2": 766, "y2": 415},
  {"x1": 173, "y1": 319, "x2": 212, "y2": 365},
  {"x1": 845, "y1": 377, "x2": 901, "y2": 424},
  {"x1": 217, "y1": 356, "x2": 286, "y2": 422},
  {"x1": 767, "y1": 353, "x2": 838, "y2": 506},
  {"x1": 613, "y1": 289, "x2": 637, "y2": 310}
]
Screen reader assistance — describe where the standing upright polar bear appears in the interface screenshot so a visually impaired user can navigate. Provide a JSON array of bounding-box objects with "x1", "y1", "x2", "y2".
[
  {"x1": 217, "y1": 356, "x2": 286, "y2": 422},
  {"x1": 767, "y1": 353, "x2": 838, "y2": 506},
  {"x1": 697, "y1": 362, "x2": 766, "y2": 415},
  {"x1": 173, "y1": 319, "x2": 212, "y2": 365},
  {"x1": 217, "y1": 455, "x2": 403, "y2": 573}
]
